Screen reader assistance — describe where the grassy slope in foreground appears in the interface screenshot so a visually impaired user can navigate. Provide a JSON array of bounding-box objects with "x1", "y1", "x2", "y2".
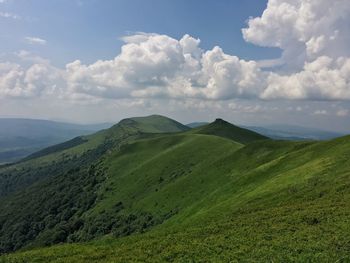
[{"x1": 3, "y1": 134, "x2": 350, "y2": 262}]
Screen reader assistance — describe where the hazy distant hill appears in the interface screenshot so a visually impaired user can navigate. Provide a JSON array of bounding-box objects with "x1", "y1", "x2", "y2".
[
  {"x1": 186, "y1": 122, "x2": 209, "y2": 128},
  {"x1": 244, "y1": 124, "x2": 344, "y2": 141},
  {"x1": 0, "y1": 118, "x2": 112, "y2": 164},
  {"x1": 187, "y1": 122, "x2": 344, "y2": 141}
]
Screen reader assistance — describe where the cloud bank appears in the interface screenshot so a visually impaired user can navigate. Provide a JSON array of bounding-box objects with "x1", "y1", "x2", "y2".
[
  {"x1": 65, "y1": 33, "x2": 264, "y2": 100},
  {"x1": 1, "y1": 0, "x2": 350, "y2": 102},
  {"x1": 0, "y1": 60, "x2": 62, "y2": 98},
  {"x1": 243, "y1": 0, "x2": 350, "y2": 100}
]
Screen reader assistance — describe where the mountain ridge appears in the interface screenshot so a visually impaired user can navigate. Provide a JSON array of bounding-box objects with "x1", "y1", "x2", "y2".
[{"x1": 1, "y1": 115, "x2": 350, "y2": 262}]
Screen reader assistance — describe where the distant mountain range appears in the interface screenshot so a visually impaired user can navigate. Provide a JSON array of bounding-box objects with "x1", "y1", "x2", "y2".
[
  {"x1": 186, "y1": 122, "x2": 210, "y2": 128},
  {"x1": 243, "y1": 124, "x2": 344, "y2": 141},
  {"x1": 0, "y1": 118, "x2": 112, "y2": 164}
]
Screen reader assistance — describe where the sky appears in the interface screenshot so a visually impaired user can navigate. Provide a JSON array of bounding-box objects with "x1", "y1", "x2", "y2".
[{"x1": 0, "y1": 0, "x2": 350, "y2": 132}]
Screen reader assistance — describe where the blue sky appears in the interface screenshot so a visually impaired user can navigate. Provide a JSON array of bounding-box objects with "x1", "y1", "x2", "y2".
[
  {"x1": 1, "y1": 0, "x2": 280, "y2": 65},
  {"x1": 1, "y1": 0, "x2": 350, "y2": 132}
]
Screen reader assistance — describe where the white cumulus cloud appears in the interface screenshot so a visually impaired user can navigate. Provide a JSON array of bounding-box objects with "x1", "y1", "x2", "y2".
[
  {"x1": 66, "y1": 1, "x2": 350, "y2": 102},
  {"x1": 262, "y1": 56, "x2": 350, "y2": 100},
  {"x1": 243, "y1": 0, "x2": 350, "y2": 101},
  {"x1": 0, "y1": 60, "x2": 63, "y2": 98},
  {"x1": 25, "y1": 37, "x2": 47, "y2": 45},
  {"x1": 65, "y1": 33, "x2": 264, "y2": 100},
  {"x1": 242, "y1": 0, "x2": 350, "y2": 65},
  {"x1": 2, "y1": 0, "x2": 350, "y2": 105}
]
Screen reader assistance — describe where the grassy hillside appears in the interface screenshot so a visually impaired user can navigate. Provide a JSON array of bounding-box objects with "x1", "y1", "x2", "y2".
[
  {"x1": 0, "y1": 115, "x2": 188, "y2": 198},
  {"x1": 0, "y1": 118, "x2": 242, "y2": 253},
  {"x1": 1, "y1": 116, "x2": 350, "y2": 262}
]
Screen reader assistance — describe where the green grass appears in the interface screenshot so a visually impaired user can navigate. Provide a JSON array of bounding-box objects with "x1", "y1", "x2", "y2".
[
  {"x1": 1, "y1": 116, "x2": 350, "y2": 262},
  {"x1": 0, "y1": 115, "x2": 189, "y2": 198},
  {"x1": 90, "y1": 134, "x2": 242, "y2": 217},
  {"x1": 126, "y1": 115, "x2": 190, "y2": 133}
]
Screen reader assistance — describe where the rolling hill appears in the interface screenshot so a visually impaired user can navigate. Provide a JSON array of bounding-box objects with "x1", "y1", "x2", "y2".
[
  {"x1": 0, "y1": 115, "x2": 350, "y2": 262},
  {"x1": 189, "y1": 118, "x2": 268, "y2": 143}
]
